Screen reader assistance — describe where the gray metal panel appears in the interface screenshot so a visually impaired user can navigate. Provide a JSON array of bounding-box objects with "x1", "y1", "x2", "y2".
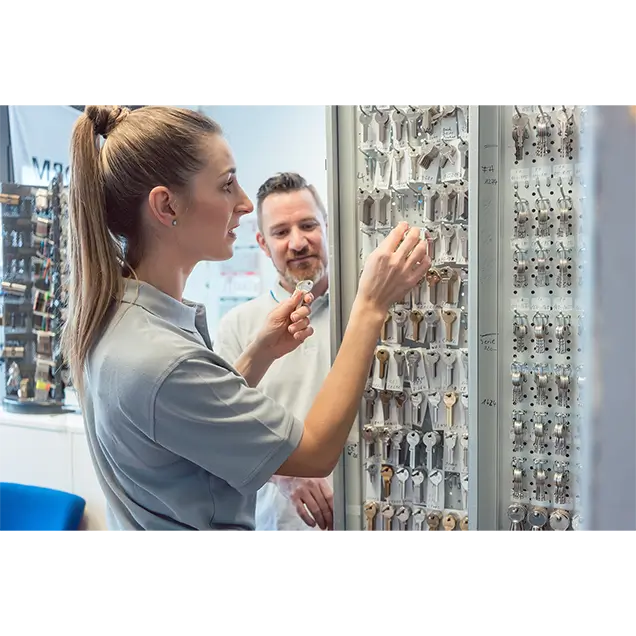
[
  {"x1": 326, "y1": 105, "x2": 363, "y2": 530},
  {"x1": 469, "y1": 106, "x2": 501, "y2": 529},
  {"x1": 0, "y1": 106, "x2": 13, "y2": 182},
  {"x1": 583, "y1": 106, "x2": 636, "y2": 530}
]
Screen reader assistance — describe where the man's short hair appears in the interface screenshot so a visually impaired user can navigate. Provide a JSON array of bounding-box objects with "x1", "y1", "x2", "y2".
[{"x1": 256, "y1": 172, "x2": 327, "y2": 232}]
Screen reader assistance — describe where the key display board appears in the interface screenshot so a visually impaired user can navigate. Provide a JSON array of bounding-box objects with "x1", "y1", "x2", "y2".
[
  {"x1": 0, "y1": 174, "x2": 70, "y2": 412},
  {"x1": 327, "y1": 105, "x2": 590, "y2": 530}
]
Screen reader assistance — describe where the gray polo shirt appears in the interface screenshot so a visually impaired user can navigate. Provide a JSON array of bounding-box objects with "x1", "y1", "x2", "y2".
[
  {"x1": 82, "y1": 279, "x2": 304, "y2": 530},
  {"x1": 215, "y1": 282, "x2": 331, "y2": 530}
]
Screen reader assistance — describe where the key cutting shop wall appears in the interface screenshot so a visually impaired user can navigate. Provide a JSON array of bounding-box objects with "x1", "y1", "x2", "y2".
[{"x1": 326, "y1": 105, "x2": 592, "y2": 531}]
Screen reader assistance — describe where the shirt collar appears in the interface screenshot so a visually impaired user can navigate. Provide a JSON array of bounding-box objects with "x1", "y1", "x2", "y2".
[{"x1": 122, "y1": 279, "x2": 199, "y2": 334}]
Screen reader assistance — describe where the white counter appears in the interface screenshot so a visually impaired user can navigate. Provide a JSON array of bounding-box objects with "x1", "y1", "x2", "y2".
[{"x1": 0, "y1": 406, "x2": 107, "y2": 530}]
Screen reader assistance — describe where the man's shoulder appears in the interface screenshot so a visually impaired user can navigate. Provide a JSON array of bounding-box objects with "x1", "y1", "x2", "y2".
[{"x1": 217, "y1": 293, "x2": 275, "y2": 332}]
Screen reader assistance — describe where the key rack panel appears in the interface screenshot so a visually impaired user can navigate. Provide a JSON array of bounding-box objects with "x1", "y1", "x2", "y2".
[{"x1": 327, "y1": 105, "x2": 591, "y2": 530}]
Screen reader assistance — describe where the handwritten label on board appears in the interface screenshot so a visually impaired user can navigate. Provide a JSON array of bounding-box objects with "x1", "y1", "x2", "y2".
[{"x1": 479, "y1": 333, "x2": 498, "y2": 352}]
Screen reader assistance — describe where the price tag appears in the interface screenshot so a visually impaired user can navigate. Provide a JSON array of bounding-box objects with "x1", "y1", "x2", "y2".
[
  {"x1": 511, "y1": 297, "x2": 530, "y2": 311},
  {"x1": 442, "y1": 126, "x2": 456, "y2": 141},
  {"x1": 553, "y1": 163, "x2": 574, "y2": 180},
  {"x1": 531, "y1": 296, "x2": 552, "y2": 311},
  {"x1": 532, "y1": 166, "x2": 552, "y2": 181},
  {"x1": 443, "y1": 170, "x2": 463, "y2": 182},
  {"x1": 553, "y1": 297, "x2": 574, "y2": 311},
  {"x1": 510, "y1": 168, "x2": 530, "y2": 184}
]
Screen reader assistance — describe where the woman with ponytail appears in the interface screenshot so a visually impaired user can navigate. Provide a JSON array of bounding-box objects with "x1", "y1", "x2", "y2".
[{"x1": 65, "y1": 106, "x2": 430, "y2": 530}]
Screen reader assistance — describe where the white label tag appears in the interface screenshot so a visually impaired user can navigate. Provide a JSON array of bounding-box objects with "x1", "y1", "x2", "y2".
[
  {"x1": 510, "y1": 168, "x2": 530, "y2": 183},
  {"x1": 531, "y1": 165, "x2": 552, "y2": 181},
  {"x1": 553, "y1": 297, "x2": 574, "y2": 311},
  {"x1": 511, "y1": 297, "x2": 531, "y2": 311},
  {"x1": 553, "y1": 163, "x2": 574, "y2": 180},
  {"x1": 531, "y1": 296, "x2": 552, "y2": 311}
]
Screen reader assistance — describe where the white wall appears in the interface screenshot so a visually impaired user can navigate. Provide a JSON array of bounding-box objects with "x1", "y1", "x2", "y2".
[{"x1": 183, "y1": 106, "x2": 328, "y2": 339}]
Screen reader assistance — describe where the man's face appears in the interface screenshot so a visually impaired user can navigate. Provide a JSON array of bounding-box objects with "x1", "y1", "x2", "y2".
[{"x1": 257, "y1": 189, "x2": 328, "y2": 289}]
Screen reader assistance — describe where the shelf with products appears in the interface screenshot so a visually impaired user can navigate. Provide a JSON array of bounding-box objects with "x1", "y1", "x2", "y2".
[{"x1": 0, "y1": 174, "x2": 71, "y2": 414}]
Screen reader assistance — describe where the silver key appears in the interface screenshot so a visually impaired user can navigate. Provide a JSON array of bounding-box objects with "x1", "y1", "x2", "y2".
[
  {"x1": 511, "y1": 362, "x2": 525, "y2": 405},
  {"x1": 365, "y1": 462, "x2": 378, "y2": 484},
  {"x1": 412, "y1": 507, "x2": 427, "y2": 530},
  {"x1": 460, "y1": 473, "x2": 469, "y2": 509},
  {"x1": 374, "y1": 108, "x2": 390, "y2": 146},
  {"x1": 535, "y1": 106, "x2": 551, "y2": 158},
  {"x1": 571, "y1": 513, "x2": 582, "y2": 531},
  {"x1": 411, "y1": 469, "x2": 425, "y2": 503},
  {"x1": 513, "y1": 310, "x2": 529, "y2": 351},
  {"x1": 460, "y1": 392, "x2": 469, "y2": 429},
  {"x1": 553, "y1": 413, "x2": 568, "y2": 455},
  {"x1": 405, "y1": 107, "x2": 421, "y2": 145},
  {"x1": 535, "y1": 188, "x2": 551, "y2": 237},
  {"x1": 533, "y1": 312, "x2": 548, "y2": 354},
  {"x1": 445, "y1": 432, "x2": 457, "y2": 466},
  {"x1": 556, "y1": 106, "x2": 574, "y2": 158},
  {"x1": 557, "y1": 186, "x2": 573, "y2": 237},
  {"x1": 513, "y1": 244, "x2": 528, "y2": 287},
  {"x1": 512, "y1": 409, "x2": 525, "y2": 452},
  {"x1": 422, "y1": 188, "x2": 436, "y2": 222},
  {"x1": 437, "y1": 188, "x2": 451, "y2": 221},
  {"x1": 534, "y1": 364, "x2": 550, "y2": 406},
  {"x1": 391, "y1": 428, "x2": 405, "y2": 464},
  {"x1": 459, "y1": 433, "x2": 469, "y2": 470},
  {"x1": 406, "y1": 430, "x2": 421, "y2": 469},
  {"x1": 424, "y1": 350, "x2": 440, "y2": 381},
  {"x1": 361, "y1": 424, "x2": 377, "y2": 459},
  {"x1": 422, "y1": 431, "x2": 441, "y2": 470},
  {"x1": 394, "y1": 392, "x2": 407, "y2": 427},
  {"x1": 556, "y1": 243, "x2": 571, "y2": 288},
  {"x1": 363, "y1": 388, "x2": 377, "y2": 421},
  {"x1": 393, "y1": 349, "x2": 406, "y2": 380},
  {"x1": 406, "y1": 349, "x2": 421, "y2": 385},
  {"x1": 533, "y1": 458, "x2": 548, "y2": 501},
  {"x1": 555, "y1": 364, "x2": 572, "y2": 407},
  {"x1": 554, "y1": 312, "x2": 571, "y2": 354},
  {"x1": 380, "y1": 503, "x2": 395, "y2": 531},
  {"x1": 456, "y1": 224, "x2": 468, "y2": 262},
  {"x1": 391, "y1": 308, "x2": 408, "y2": 344},
  {"x1": 441, "y1": 350, "x2": 456, "y2": 388},
  {"x1": 358, "y1": 107, "x2": 372, "y2": 144},
  {"x1": 532, "y1": 412, "x2": 546, "y2": 452},
  {"x1": 378, "y1": 427, "x2": 390, "y2": 459},
  {"x1": 428, "y1": 469, "x2": 443, "y2": 506},
  {"x1": 511, "y1": 457, "x2": 525, "y2": 500},
  {"x1": 512, "y1": 106, "x2": 529, "y2": 160},
  {"x1": 427, "y1": 391, "x2": 441, "y2": 427},
  {"x1": 395, "y1": 466, "x2": 409, "y2": 501},
  {"x1": 396, "y1": 505, "x2": 411, "y2": 530},
  {"x1": 534, "y1": 241, "x2": 548, "y2": 287},
  {"x1": 423, "y1": 309, "x2": 439, "y2": 344},
  {"x1": 391, "y1": 108, "x2": 406, "y2": 143},
  {"x1": 409, "y1": 391, "x2": 423, "y2": 427},
  {"x1": 553, "y1": 461, "x2": 569, "y2": 504},
  {"x1": 410, "y1": 280, "x2": 424, "y2": 307},
  {"x1": 440, "y1": 222, "x2": 455, "y2": 258},
  {"x1": 455, "y1": 185, "x2": 468, "y2": 221},
  {"x1": 514, "y1": 191, "x2": 530, "y2": 238}
]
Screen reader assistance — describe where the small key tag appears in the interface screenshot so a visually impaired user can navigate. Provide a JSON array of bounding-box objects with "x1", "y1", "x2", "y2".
[
  {"x1": 511, "y1": 297, "x2": 530, "y2": 311},
  {"x1": 530, "y1": 296, "x2": 551, "y2": 311},
  {"x1": 531, "y1": 165, "x2": 552, "y2": 183},
  {"x1": 510, "y1": 168, "x2": 530, "y2": 184},
  {"x1": 553, "y1": 163, "x2": 574, "y2": 181},
  {"x1": 553, "y1": 296, "x2": 574, "y2": 311}
]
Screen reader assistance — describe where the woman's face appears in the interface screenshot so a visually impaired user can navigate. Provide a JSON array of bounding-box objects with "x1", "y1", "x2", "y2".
[{"x1": 175, "y1": 134, "x2": 253, "y2": 262}]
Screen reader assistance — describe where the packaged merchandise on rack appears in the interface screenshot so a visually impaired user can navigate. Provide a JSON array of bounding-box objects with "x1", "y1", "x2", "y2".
[{"x1": 0, "y1": 172, "x2": 70, "y2": 412}]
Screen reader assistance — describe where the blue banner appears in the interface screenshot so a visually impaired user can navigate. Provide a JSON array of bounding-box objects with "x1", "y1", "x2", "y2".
[{"x1": 0, "y1": 537, "x2": 632, "y2": 634}]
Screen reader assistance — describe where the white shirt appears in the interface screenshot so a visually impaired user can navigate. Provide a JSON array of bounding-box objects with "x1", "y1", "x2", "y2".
[{"x1": 215, "y1": 282, "x2": 331, "y2": 530}]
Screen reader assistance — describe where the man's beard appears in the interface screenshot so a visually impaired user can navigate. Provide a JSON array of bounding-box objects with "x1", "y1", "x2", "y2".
[{"x1": 279, "y1": 253, "x2": 326, "y2": 288}]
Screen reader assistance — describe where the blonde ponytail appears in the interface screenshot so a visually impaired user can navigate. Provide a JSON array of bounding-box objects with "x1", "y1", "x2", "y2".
[{"x1": 61, "y1": 107, "x2": 124, "y2": 394}]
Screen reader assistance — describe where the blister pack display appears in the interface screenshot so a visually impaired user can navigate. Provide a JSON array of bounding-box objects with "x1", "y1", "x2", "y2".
[
  {"x1": 357, "y1": 106, "x2": 471, "y2": 531},
  {"x1": 503, "y1": 106, "x2": 588, "y2": 531},
  {"x1": 0, "y1": 174, "x2": 69, "y2": 411}
]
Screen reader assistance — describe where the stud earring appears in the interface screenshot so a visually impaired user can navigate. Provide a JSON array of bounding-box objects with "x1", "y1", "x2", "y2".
[{"x1": 172, "y1": 219, "x2": 177, "y2": 226}]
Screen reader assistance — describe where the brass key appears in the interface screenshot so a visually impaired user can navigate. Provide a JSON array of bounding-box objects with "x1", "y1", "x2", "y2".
[
  {"x1": 426, "y1": 511, "x2": 441, "y2": 531},
  {"x1": 410, "y1": 309, "x2": 424, "y2": 341},
  {"x1": 380, "y1": 464, "x2": 394, "y2": 499},
  {"x1": 364, "y1": 501, "x2": 378, "y2": 531},
  {"x1": 426, "y1": 267, "x2": 441, "y2": 305},
  {"x1": 441, "y1": 309, "x2": 457, "y2": 342},
  {"x1": 442, "y1": 512, "x2": 457, "y2": 531},
  {"x1": 379, "y1": 390, "x2": 392, "y2": 422},
  {"x1": 375, "y1": 348, "x2": 389, "y2": 379},
  {"x1": 460, "y1": 515, "x2": 469, "y2": 531},
  {"x1": 381, "y1": 312, "x2": 392, "y2": 342},
  {"x1": 443, "y1": 391, "x2": 457, "y2": 427}
]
